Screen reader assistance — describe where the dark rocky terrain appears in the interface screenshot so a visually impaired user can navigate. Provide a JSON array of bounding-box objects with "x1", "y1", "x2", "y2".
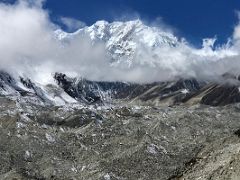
[{"x1": 0, "y1": 72, "x2": 240, "y2": 179}]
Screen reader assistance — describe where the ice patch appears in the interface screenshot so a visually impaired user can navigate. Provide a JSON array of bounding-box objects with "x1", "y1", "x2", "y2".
[
  {"x1": 45, "y1": 133, "x2": 55, "y2": 143},
  {"x1": 16, "y1": 122, "x2": 26, "y2": 129},
  {"x1": 104, "y1": 173, "x2": 111, "y2": 180},
  {"x1": 24, "y1": 150, "x2": 31, "y2": 160},
  {"x1": 147, "y1": 144, "x2": 158, "y2": 155},
  {"x1": 181, "y1": 89, "x2": 189, "y2": 94}
]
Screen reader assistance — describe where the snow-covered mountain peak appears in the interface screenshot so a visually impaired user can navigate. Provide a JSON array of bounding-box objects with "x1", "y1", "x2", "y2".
[
  {"x1": 54, "y1": 29, "x2": 69, "y2": 40},
  {"x1": 54, "y1": 19, "x2": 179, "y2": 65},
  {"x1": 82, "y1": 19, "x2": 178, "y2": 45},
  {"x1": 93, "y1": 20, "x2": 109, "y2": 27}
]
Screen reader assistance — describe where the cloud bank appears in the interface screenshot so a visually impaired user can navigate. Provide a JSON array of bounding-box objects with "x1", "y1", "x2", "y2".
[{"x1": 1, "y1": 0, "x2": 240, "y2": 84}]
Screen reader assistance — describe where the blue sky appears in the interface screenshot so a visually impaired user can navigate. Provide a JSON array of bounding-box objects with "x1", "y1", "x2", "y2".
[{"x1": 3, "y1": 0, "x2": 240, "y2": 45}]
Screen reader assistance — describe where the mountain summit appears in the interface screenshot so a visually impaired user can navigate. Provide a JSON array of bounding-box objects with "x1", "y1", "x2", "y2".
[{"x1": 55, "y1": 20, "x2": 179, "y2": 66}]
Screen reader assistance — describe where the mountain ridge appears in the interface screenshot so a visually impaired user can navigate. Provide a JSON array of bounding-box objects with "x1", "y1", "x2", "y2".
[{"x1": 0, "y1": 70, "x2": 239, "y2": 107}]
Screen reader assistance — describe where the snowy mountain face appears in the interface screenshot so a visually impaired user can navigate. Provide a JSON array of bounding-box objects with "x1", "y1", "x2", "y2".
[
  {"x1": 55, "y1": 20, "x2": 179, "y2": 66},
  {"x1": 0, "y1": 71, "x2": 77, "y2": 107}
]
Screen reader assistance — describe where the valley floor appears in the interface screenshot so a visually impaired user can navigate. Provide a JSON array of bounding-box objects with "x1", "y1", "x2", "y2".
[{"x1": 0, "y1": 98, "x2": 240, "y2": 179}]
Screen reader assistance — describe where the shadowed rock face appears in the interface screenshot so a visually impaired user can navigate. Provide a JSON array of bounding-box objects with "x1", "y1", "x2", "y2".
[
  {"x1": 54, "y1": 73, "x2": 205, "y2": 106},
  {"x1": 53, "y1": 73, "x2": 240, "y2": 107},
  {"x1": 201, "y1": 85, "x2": 240, "y2": 106}
]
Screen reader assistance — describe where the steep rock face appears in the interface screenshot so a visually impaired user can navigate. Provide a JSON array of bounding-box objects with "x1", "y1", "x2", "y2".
[
  {"x1": 0, "y1": 71, "x2": 24, "y2": 96},
  {"x1": 130, "y1": 79, "x2": 203, "y2": 106},
  {"x1": 183, "y1": 74, "x2": 240, "y2": 106},
  {"x1": 54, "y1": 73, "x2": 119, "y2": 103},
  {"x1": 54, "y1": 73, "x2": 80, "y2": 100},
  {"x1": 0, "y1": 71, "x2": 77, "y2": 106},
  {"x1": 53, "y1": 72, "x2": 150, "y2": 103},
  {"x1": 54, "y1": 73, "x2": 205, "y2": 106}
]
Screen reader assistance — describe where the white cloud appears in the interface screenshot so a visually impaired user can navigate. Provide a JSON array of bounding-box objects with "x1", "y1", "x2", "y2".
[
  {"x1": 234, "y1": 25, "x2": 240, "y2": 40},
  {"x1": 60, "y1": 17, "x2": 86, "y2": 32},
  {"x1": 0, "y1": 0, "x2": 107, "y2": 84}
]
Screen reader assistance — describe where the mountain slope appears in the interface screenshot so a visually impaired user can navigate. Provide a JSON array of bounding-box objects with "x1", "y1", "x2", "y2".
[{"x1": 1, "y1": 71, "x2": 240, "y2": 107}]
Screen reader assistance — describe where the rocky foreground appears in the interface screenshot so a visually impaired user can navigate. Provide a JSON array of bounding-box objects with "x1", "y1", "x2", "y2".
[{"x1": 1, "y1": 96, "x2": 240, "y2": 180}]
